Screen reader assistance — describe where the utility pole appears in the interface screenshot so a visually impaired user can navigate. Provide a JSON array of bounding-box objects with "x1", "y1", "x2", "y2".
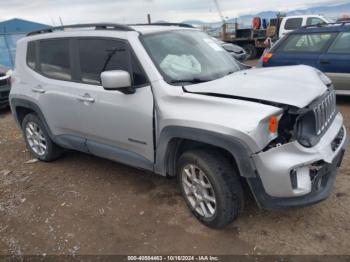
[
  {"x1": 59, "y1": 16, "x2": 63, "y2": 26},
  {"x1": 147, "y1": 14, "x2": 151, "y2": 24},
  {"x1": 213, "y1": 0, "x2": 226, "y2": 40},
  {"x1": 213, "y1": 0, "x2": 225, "y2": 24}
]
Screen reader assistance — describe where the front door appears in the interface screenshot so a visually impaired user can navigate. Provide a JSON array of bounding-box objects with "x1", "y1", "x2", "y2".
[{"x1": 72, "y1": 38, "x2": 154, "y2": 168}]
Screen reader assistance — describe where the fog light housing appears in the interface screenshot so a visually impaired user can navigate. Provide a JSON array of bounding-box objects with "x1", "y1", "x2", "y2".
[{"x1": 290, "y1": 166, "x2": 312, "y2": 195}]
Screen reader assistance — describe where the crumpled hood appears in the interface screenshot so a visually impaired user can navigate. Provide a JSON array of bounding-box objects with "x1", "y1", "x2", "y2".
[{"x1": 184, "y1": 65, "x2": 328, "y2": 108}]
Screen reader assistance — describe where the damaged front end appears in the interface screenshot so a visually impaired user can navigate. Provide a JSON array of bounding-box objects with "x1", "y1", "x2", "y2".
[
  {"x1": 264, "y1": 87, "x2": 338, "y2": 151},
  {"x1": 248, "y1": 87, "x2": 347, "y2": 209}
]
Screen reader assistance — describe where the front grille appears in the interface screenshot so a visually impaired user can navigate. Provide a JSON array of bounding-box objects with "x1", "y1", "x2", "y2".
[
  {"x1": 0, "y1": 91, "x2": 9, "y2": 98},
  {"x1": 313, "y1": 90, "x2": 337, "y2": 136},
  {"x1": 296, "y1": 89, "x2": 337, "y2": 148},
  {"x1": 0, "y1": 75, "x2": 10, "y2": 87}
]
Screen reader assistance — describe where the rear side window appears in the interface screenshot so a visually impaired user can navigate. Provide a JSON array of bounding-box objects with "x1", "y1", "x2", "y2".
[
  {"x1": 284, "y1": 18, "x2": 303, "y2": 30},
  {"x1": 27, "y1": 41, "x2": 36, "y2": 70},
  {"x1": 279, "y1": 33, "x2": 335, "y2": 53},
  {"x1": 78, "y1": 39, "x2": 147, "y2": 86},
  {"x1": 39, "y1": 39, "x2": 71, "y2": 81},
  {"x1": 328, "y1": 32, "x2": 350, "y2": 54}
]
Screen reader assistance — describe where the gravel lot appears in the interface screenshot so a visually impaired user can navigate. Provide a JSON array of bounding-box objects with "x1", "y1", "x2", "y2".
[{"x1": 0, "y1": 95, "x2": 349, "y2": 256}]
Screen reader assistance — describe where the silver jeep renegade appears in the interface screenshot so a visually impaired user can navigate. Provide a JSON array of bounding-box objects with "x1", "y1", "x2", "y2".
[{"x1": 9, "y1": 24, "x2": 348, "y2": 228}]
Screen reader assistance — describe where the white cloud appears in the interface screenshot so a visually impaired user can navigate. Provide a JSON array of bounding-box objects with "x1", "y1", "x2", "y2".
[{"x1": 0, "y1": 0, "x2": 347, "y2": 25}]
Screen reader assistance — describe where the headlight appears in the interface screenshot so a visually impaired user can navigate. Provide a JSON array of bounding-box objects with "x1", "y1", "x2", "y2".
[{"x1": 5, "y1": 70, "x2": 12, "y2": 77}]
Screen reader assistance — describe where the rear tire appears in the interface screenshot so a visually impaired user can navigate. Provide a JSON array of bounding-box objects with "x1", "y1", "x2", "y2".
[
  {"x1": 22, "y1": 113, "x2": 63, "y2": 162},
  {"x1": 177, "y1": 149, "x2": 244, "y2": 229}
]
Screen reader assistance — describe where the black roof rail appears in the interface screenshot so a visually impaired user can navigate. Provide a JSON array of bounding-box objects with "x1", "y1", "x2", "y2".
[
  {"x1": 301, "y1": 21, "x2": 350, "y2": 29},
  {"x1": 27, "y1": 23, "x2": 135, "y2": 36},
  {"x1": 132, "y1": 22, "x2": 195, "y2": 28}
]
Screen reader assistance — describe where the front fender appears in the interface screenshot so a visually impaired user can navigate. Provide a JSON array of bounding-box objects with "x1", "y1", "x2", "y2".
[{"x1": 154, "y1": 126, "x2": 257, "y2": 178}]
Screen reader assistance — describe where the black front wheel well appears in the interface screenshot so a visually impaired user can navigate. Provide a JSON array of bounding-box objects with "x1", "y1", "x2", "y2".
[{"x1": 165, "y1": 138, "x2": 238, "y2": 177}]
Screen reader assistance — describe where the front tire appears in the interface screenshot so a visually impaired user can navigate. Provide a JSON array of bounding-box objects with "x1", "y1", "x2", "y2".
[
  {"x1": 242, "y1": 43, "x2": 257, "y2": 60},
  {"x1": 22, "y1": 113, "x2": 63, "y2": 162},
  {"x1": 177, "y1": 149, "x2": 244, "y2": 229}
]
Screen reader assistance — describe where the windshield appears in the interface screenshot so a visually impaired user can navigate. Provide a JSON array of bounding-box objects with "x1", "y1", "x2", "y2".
[{"x1": 142, "y1": 30, "x2": 240, "y2": 84}]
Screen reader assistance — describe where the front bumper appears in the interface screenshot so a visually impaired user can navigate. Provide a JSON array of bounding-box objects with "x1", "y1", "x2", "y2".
[
  {"x1": 247, "y1": 112, "x2": 348, "y2": 209},
  {"x1": 0, "y1": 75, "x2": 11, "y2": 108}
]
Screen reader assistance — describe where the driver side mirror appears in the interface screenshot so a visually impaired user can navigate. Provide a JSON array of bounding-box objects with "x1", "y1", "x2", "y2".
[{"x1": 101, "y1": 70, "x2": 135, "y2": 94}]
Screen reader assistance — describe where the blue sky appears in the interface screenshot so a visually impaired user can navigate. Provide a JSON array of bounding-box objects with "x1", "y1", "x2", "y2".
[{"x1": 0, "y1": 0, "x2": 348, "y2": 25}]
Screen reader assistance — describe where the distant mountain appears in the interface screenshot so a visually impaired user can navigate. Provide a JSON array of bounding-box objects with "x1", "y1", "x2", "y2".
[
  {"x1": 182, "y1": 2, "x2": 350, "y2": 28},
  {"x1": 181, "y1": 20, "x2": 206, "y2": 26}
]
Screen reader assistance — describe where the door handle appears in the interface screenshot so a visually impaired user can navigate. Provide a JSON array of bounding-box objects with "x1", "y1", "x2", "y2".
[
  {"x1": 77, "y1": 94, "x2": 95, "y2": 103},
  {"x1": 31, "y1": 85, "x2": 45, "y2": 94},
  {"x1": 320, "y1": 59, "x2": 331, "y2": 65}
]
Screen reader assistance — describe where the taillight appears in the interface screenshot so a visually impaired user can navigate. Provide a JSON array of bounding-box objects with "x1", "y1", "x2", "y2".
[{"x1": 262, "y1": 53, "x2": 273, "y2": 64}]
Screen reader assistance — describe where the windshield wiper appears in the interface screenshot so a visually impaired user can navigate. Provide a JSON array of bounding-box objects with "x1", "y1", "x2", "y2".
[{"x1": 169, "y1": 78, "x2": 211, "y2": 84}]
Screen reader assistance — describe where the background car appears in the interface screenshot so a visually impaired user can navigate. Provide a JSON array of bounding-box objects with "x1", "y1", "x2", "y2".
[
  {"x1": 261, "y1": 22, "x2": 350, "y2": 95},
  {"x1": 212, "y1": 38, "x2": 247, "y2": 61},
  {"x1": 0, "y1": 65, "x2": 11, "y2": 108}
]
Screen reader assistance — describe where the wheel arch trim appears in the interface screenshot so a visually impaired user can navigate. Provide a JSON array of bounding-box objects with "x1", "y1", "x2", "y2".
[
  {"x1": 10, "y1": 98, "x2": 55, "y2": 140},
  {"x1": 154, "y1": 126, "x2": 257, "y2": 178}
]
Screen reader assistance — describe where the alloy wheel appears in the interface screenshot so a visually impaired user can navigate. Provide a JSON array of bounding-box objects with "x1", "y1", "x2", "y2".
[
  {"x1": 181, "y1": 164, "x2": 216, "y2": 218},
  {"x1": 25, "y1": 121, "x2": 47, "y2": 156}
]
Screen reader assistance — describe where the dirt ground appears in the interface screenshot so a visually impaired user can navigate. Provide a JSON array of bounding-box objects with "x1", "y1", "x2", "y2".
[{"x1": 0, "y1": 95, "x2": 349, "y2": 255}]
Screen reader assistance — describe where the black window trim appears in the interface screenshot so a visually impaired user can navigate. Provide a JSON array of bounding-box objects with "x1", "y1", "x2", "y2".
[
  {"x1": 26, "y1": 36, "x2": 150, "y2": 88},
  {"x1": 275, "y1": 32, "x2": 338, "y2": 54}
]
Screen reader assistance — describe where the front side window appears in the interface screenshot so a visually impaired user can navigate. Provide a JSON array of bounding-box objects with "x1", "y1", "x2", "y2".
[
  {"x1": 280, "y1": 33, "x2": 335, "y2": 53},
  {"x1": 78, "y1": 39, "x2": 147, "y2": 86},
  {"x1": 306, "y1": 17, "x2": 326, "y2": 26},
  {"x1": 328, "y1": 32, "x2": 350, "y2": 54},
  {"x1": 142, "y1": 30, "x2": 240, "y2": 84},
  {"x1": 78, "y1": 39, "x2": 127, "y2": 85},
  {"x1": 39, "y1": 39, "x2": 71, "y2": 80},
  {"x1": 284, "y1": 18, "x2": 303, "y2": 30}
]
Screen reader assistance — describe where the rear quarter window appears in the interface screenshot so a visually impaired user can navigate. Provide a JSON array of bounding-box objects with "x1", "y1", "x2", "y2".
[
  {"x1": 26, "y1": 41, "x2": 36, "y2": 70},
  {"x1": 278, "y1": 33, "x2": 335, "y2": 53},
  {"x1": 284, "y1": 18, "x2": 303, "y2": 30}
]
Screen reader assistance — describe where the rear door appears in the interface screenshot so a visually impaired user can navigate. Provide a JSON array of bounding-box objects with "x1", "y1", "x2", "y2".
[
  {"x1": 319, "y1": 31, "x2": 350, "y2": 93},
  {"x1": 268, "y1": 32, "x2": 336, "y2": 69},
  {"x1": 28, "y1": 38, "x2": 86, "y2": 151}
]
